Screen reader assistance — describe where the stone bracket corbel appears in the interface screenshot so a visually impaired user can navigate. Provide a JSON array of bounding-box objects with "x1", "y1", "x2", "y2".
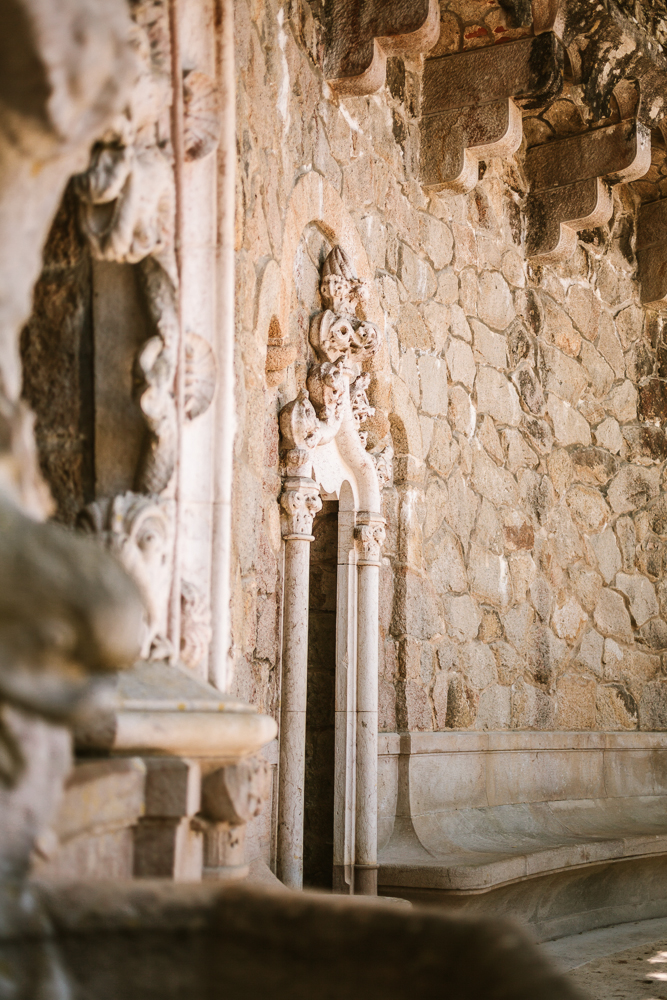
[
  {"x1": 317, "y1": 0, "x2": 440, "y2": 96},
  {"x1": 637, "y1": 198, "x2": 667, "y2": 309},
  {"x1": 419, "y1": 33, "x2": 563, "y2": 193},
  {"x1": 526, "y1": 119, "x2": 651, "y2": 264}
]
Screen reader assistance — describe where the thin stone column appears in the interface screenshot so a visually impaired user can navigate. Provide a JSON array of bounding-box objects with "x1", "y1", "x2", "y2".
[
  {"x1": 276, "y1": 476, "x2": 322, "y2": 889},
  {"x1": 354, "y1": 514, "x2": 385, "y2": 895}
]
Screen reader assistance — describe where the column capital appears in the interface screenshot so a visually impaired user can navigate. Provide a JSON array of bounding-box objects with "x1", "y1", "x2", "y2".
[
  {"x1": 280, "y1": 477, "x2": 322, "y2": 539},
  {"x1": 355, "y1": 512, "x2": 386, "y2": 565}
]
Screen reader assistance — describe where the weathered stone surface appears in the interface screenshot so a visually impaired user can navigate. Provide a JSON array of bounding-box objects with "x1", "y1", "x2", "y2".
[
  {"x1": 594, "y1": 417, "x2": 623, "y2": 454},
  {"x1": 538, "y1": 343, "x2": 588, "y2": 405},
  {"x1": 443, "y1": 594, "x2": 481, "y2": 643},
  {"x1": 579, "y1": 340, "x2": 614, "y2": 399},
  {"x1": 547, "y1": 395, "x2": 591, "y2": 447},
  {"x1": 475, "y1": 367, "x2": 521, "y2": 426},
  {"x1": 614, "y1": 573, "x2": 659, "y2": 627},
  {"x1": 477, "y1": 271, "x2": 514, "y2": 331},
  {"x1": 426, "y1": 533, "x2": 467, "y2": 596},
  {"x1": 596, "y1": 683, "x2": 638, "y2": 730},
  {"x1": 576, "y1": 629, "x2": 604, "y2": 676},
  {"x1": 589, "y1": 529, "x2": 621, "y2": 585},
  {"x1": 570, "y1": 447, "x2": 618, "y2": 487},
  {"x1": 540, "y1": 294, "x2": 581, "y2": 357},
  {"x1": 639, "y1": 681, "x2": 667, "y2": 730},
  {"x1": 622, "y1": 424, "x2": 667, "y2": 462},
  {"x1": 607, "y1": 465, "x2": 660, "y2": 514},
  {"x1": 471, "y1": 319, "x2": 508, "y2": 370},
  {"x1": 566, "y1": 285, "x2": 602, "y2": 341},
  {"x1": 471, "y1": 447, "x2": 518, "y2": 507},
  {"x1": 460, "y1": 641, "x2": 498, "y2": 691},
  {"x1": 565, "y1": 484, "x2": 609, "y2": 532},
  {"x1": 475, "y1": 684, "x2": 511, "y2": 730},
  {"x1": 512, "y1": 367, "x2": 545, "y2": 416},
  {"x1": 445, "y1": 674, "x2": 477, "y2": 728},
  {"x1": 556, "y1": 673, "x2": 596, "y2": 729},
  {"x1": 468, "y1": 543, "x2": 511, "y2": 608},
  {"x1": 428, "y1": 419, "x2": 460, "y2": 478},
  {"x1": 639, "y1": 618, "x2": 667, "y2": 650},
  {"x1": 638, "y1": 378, "x2": 667, "y2": 422},
  {"x1": 597, "y1": 320, "x2": 625, "y2": 379},
  {"x1": 593, "y1": 588, "x2": 634, "y2": 642},
  {"x1": 445, "y1": 338, "x2": 475, "y2": 390},
  {"x1": 605, "y1": 381, "x2": 638, "y2": 423},
  {"x1": 478, "y1": 415, "x2": 504, "y2": 465},
  {"x1": 552, "y1": 598, "x2": 587, "y2": 643},
  {"x1": 511, "y1": 678, "x2": 554, "y2": 729},
  {"x1": 419, "y1": 355, "x2": 448, "y2": 415},
  {"x1": 448, "y1": 385, "x2": 476, "y2": 436}
]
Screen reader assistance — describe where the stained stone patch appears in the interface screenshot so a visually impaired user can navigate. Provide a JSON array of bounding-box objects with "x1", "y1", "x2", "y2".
[
  {"x1": 607, "y1": 464, "x2": 661, "y2": 514},
  {"x1": 512, "y1": 367, "x2": 545, "y2": 416},
  {"x1": 596, "y1": 683, "x2": 638, "y2": 729}
]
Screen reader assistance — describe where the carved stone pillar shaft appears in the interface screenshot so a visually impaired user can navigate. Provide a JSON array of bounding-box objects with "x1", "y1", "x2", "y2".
[
  {"x1": 354, "y1": 514, "x2": 385, "y2": 895},
  {"x1": 277, "y1": 477, "x2": 322, "y2": 890}
]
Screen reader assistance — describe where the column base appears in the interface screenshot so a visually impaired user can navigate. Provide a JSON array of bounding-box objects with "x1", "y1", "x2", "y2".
[{"x1": 354, "y1": 865, "x2": 378, "y2": 896}]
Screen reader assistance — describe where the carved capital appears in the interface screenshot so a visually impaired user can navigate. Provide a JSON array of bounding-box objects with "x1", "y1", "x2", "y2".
[
  {"x1": 355, "y1": 515, "x2": 386, "y2": 565},
  {"x1": 281, "y1": 478, "x2": 322, "y2": 538}
]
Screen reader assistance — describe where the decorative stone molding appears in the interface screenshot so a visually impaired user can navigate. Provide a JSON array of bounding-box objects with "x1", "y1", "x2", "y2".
[
  {"x1": 355, "y1": 516, "x2": 386, "y2": 566},
  {"x1": 180, "y1": 580, "x2": 213, "y2": 672},
  {"x1": 79, "y1": 492, "x2": 174, "y2": 661},
  {"x1": 637, "y1": 199, "x2": 667, "y2": 309},
  {"x1": 420, "y1": 34, "x2": 563, "y2": 192},
  {"x1": 310, "y1": 0, "x2": 440, "y2": 97},
  {"x1": 183, "y1": 70, "x2": 221, "y2": 162},
  {"x1": 526, "y1": 119, "x2": 651, "y2": 263},
  {"x1": 280, "y1": 478, "x2": 323, "y2": 539}
]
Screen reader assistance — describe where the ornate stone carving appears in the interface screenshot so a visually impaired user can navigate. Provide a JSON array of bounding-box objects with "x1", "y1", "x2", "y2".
[
  {"x1": 355, "y1": 518, "x2": 386, "y2": 564},
  {"x1": 75, "y1": 0, "x2": 179, "y2": 497},
  {"x1": 184, "y1": 332, "x2": 217, "y2": 420},
  {"x1": 180, "y1": 579, "x2": 213, "y2": 672},
  {"x1": 183, "y1": 70, "x2": 221, "y2": 162},
  {"x1": 280, "y1": 479, "x2": 323, "y2": 538},
  {"x1": 350, "y1": 373, "x2": 375, "y2": 448},
  {"x1": 310, "y1": 247, "x2": 380, "y2": 366},
  {"x1": 306, "y1": 360, "x2": 347, "y2": 426},
  {"x1": 79, "y1": 492, "x2": 174, "y2": 661},
  {"x1": 373, "y1": 445, "x2": 394, "y2": 489}
]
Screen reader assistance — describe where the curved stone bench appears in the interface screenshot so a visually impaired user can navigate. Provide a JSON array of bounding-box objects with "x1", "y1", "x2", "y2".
[{"x1": 377, "y1": 731, "x2": 667, "y2": 940}]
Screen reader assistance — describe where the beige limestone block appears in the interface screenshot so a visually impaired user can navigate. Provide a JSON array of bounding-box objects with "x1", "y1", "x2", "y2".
[
  {"x1": 501, "y1": 249, "x2": 525, "y2": 288},
  {"x1": 448, "y1": 385, "x2": 476, "y2": 436},
  {"x1": 475, "y1": 685, "x2": 511, "y2": 730},
  {"x1": 432, "y1": 671, "x2": 450, "y2": 729},
  {"x1": 445, "y1": 337, "x2": 475, "y2": 390},
  {"x1": 471, "y1": 446, "x2": 518, "y2": 507},
  {"x1": 538, "y1": 343, "x2": 588, "y2": 404},
  {"x1": 509, "y1": 551, "x2": 536, "y2": 603},
  {"x1": 552, "y1": 598, "x2": 588, "y2": 643},
  {"x1": 400, "y1": 350, "x2": 420, "y2": 407},
  {"x1": 420, "y1": 214, "x2": 454, "y2": 270},
  {"x1": 639, "y1": 681, "x2": 667, "y2": 729},
  {"x1": 436, "y1": 270, "x2": 459, "y2": 305},
  {"x1": 566, "y1": 285, "x2": 602, "y2": 341},
  {"x1": 579, "y1": 340, "x2": 614, "y2": 398},
  {"x1": 556, "y1": 674, "x2": 597, "y2": 729},
  {"x1": 605, "y1": 380, "x2": 638, "y2": 423},
  {"x1": 614, "y1": 572, "x2": 659, "y2": 627},
  {"x1": 607, "y1": 464, "x2": 660, "y2": 514},
  {"x1": 597, "y1": 317, "x2": 625, "y2": 378},
  {"x1": 468, "y1": 542, "x2": 511, "y2": 608},
  {"x1": 475, "y1": 367, "x2": 521, "y2": 426},
  {"x1": 540, "y1": 294, "x2": 581, "y2": 357},
  {"x1": 443, "y1": 470, "x2": 479, "y2": 546},
  {"x1": 397, "y1": 302, "x2": 431, "y2": 350},
  {"x1": 427, "y1": 418, "x2": 459, "y2": 477},
  {"x1": 596, "y1": 683, "x2": 638, "y2": 729},
  {"x1": 428, "y1": 531, "x2": 467, "y2": 595},
  {"x1": 479, "y1": 416, "x2": 504, "y2": 465},
  {"x1": 590, "y1": 528, "x2": 622, "y2": 584},
  {"x1": 565, "y1": 484, "x2": 610, "y2": 532},
  {"x1": 443, "y1": 594, "x2": 482, "y2": 642},
  {"x1": 570, "y1": 566, "x2": 603, "y2": 614},
  {"x1": 548, "y1": 449, "x2": 574, "y2": 497},
  {"x1": 398, "y1": 243, "x2": 437, "y2": 303},
  {"x1": 615, "y1": 304, "x2": 644, "y2": 348},
  {"x1": 503, "y1": 428, "x2": 538, "y2": 471},
  {"x1": 511, "y1": 678, "x2": 554, "y2": 729},
  {"x1": 594, "y1": 416, "x2": 623, "y2": 454},
  {"x1": 419, "y1": 355, "x2": 448, "y2": 415},
  {"x1": 576, "y1": 629, "x2": 604, "y2": 676},
  {"x1": 460, "y1": 641, "x2": 498, "y2": 691},
  {"x1": 421, "y1": 300, "x2": 449, "y2": 352},
  {"x1": 547, "y1": 394, "x2": 591, "y2": 447},
  {"x1": 471, "y1": 318, "x2": 508, "y2": 370},
  {"x1": 593, "y1": 588, "x2": 634, "y2": 642},
  {"x1": 477, "y1": 271, "x2": 514, "y2": 330},
  {"x1": 449, "y1": 302, "x2": 472, "y2": 342}
]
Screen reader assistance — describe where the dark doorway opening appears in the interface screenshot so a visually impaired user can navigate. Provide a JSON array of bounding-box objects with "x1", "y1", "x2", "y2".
[{"x1": 303, "y1": 499, "x2": 338, "y2": 889}]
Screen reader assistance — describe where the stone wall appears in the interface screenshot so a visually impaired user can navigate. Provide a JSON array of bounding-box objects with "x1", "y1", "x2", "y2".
[{"x1": 232, "y1": 0, "x2": 667, "y2": 733}]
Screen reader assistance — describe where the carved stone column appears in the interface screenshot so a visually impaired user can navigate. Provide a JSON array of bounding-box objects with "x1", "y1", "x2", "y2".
[
  {"x1": 276, "y1": 477, "x2": 322, "y2": 890},
  {"x1": 354, "y1": 514, "x2": 385, "y2": 895}
]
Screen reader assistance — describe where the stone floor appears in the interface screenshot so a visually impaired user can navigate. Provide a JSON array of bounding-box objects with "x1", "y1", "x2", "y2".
[{"x1": 542, "y1": 917, "x2": 667, "y2": 1000}]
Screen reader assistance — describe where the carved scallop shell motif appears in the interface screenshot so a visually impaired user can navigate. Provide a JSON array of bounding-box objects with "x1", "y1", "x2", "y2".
[
  {"x1": 184, "y1": 332, "x2": 217, "y2": 420},
  {"x1": 183, "y1": 70, "x2": 221, "y2": 162}
]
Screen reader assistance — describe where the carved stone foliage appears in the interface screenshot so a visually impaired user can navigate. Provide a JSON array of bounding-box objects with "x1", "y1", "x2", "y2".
[
  {"x1": 79, "y1": 492, "x2": 174, "y2": 661},
  {"x1": 420, "y1": 34, "x2": 563, "y2": 192},
  {"x1": 308, "y1": 0, "x2": 440, "y2": 96},
  {"x1": 280, "y1": 479, "x2": 323, "y2": 538},
  {"x1": 355, "y1": 518, "x2": 386, "y2": 564},
  {"x1": 180, "y1": 579, "x2": 213, "y2": 672}
]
